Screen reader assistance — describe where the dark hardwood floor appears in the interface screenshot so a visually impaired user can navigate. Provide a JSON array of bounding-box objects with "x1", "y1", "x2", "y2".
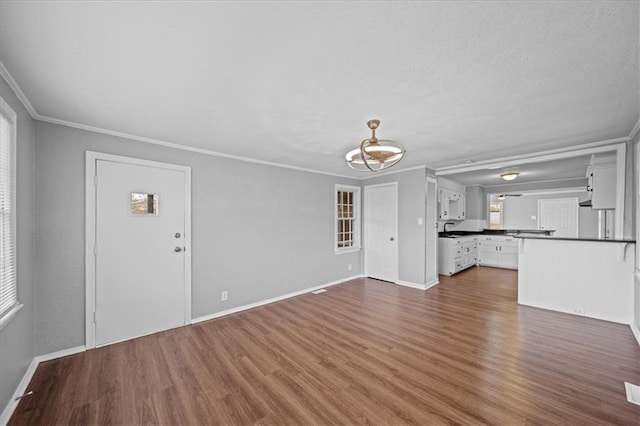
[{"x1": 10, "y1": 267, "x2": 640, "y2": 425}]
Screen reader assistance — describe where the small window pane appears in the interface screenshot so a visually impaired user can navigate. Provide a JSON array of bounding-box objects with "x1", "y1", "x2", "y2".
[{"x1": 131, "y1": 192, "x2": 159, "y2": 215}]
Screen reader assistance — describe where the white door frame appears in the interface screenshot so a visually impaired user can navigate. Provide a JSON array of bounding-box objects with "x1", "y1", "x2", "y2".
[
  {"x1": 363, "y1": 181, "x2": 399, "y2": 282},
  {"x1": 85, "y1": 151, "x2": 192, "y2": 349}
]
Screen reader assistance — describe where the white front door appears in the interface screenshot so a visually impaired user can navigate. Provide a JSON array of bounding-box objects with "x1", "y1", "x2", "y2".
[
  {"x1": 364, "y1": 182, "x2": 398, "y2": 282},
  {"x1": 94, "y1": 159, "x2": 189, "y2": 346},
  {"x1": 538, "y1": 198, "x2": 579, "y2": 238}
]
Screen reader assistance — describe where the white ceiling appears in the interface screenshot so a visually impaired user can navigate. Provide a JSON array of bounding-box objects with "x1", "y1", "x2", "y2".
[{"x1": 0, "y1": 1, "x2": 638, "y2": 178}]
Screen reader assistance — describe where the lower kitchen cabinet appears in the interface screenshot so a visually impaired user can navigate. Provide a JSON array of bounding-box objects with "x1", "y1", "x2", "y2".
[
  {"x1": 477, "y1": 236, "x2": 518, "y2": 269},
  {"x1": 438, "y1": 236, "x2": 477, "y2": 276}
]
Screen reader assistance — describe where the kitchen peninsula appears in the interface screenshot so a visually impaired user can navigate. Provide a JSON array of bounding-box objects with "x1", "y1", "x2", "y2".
[{"x1": 517, "y1": 236, "x2": 635, "y2": 324}]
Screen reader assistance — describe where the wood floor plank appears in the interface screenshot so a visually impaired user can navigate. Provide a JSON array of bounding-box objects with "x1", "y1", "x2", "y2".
[{"x1": 9, "y1": 267, "x2": 640, "y2": 425}]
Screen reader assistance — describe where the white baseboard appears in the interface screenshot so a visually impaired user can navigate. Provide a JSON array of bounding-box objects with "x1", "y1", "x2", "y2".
[
  {"x1": 631, "y1": 322, "x2": 640, "y2": 347},
  {"x1": 0, "y1": 345, "x2": 86, "y2": 425},
  {"x1": 424, "y1": 278, "x2": 440, "y2": 290},
  {"x1": 0, "y1": 358, "x2": 38, "y2": 426},
  {"x1": 191, "y1": 275, "x2": 364, "y2": 324},
  {"x1": 395, "y1": 280, "x2": 427, "y2": 290},
  {"x1": 395, "y1": 278, "x2": 440, "y2": 291}
]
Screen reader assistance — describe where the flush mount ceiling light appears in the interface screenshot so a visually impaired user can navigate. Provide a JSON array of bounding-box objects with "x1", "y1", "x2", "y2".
[
  {"x1": 500, "y1": 172, "x2": 519, "y2": 181},
  {"x1": 346, "y1": 119, "x2": 405, "y2": 172}
]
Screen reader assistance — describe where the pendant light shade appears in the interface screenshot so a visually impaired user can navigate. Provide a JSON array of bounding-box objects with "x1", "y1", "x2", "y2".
[
  {"x1": 500, "y1": 172, "x2": 519, "y2": 181},
  {"x1": 346, "y1": 119, "x2": 405, "y2": 172}
]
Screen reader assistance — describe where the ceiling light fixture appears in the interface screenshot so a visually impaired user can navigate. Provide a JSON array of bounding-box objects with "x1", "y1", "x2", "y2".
[
  {"x1": 346, "y1": 119, "x2": 405, "y2": 172},
  {"x1": 500, "y1": 172, "x2": 519, "y2": 181}
]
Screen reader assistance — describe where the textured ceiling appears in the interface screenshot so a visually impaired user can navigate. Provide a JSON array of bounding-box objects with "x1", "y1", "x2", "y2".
[{"x1": 0, "y1": 1, "x2": 638, "y2": 177}]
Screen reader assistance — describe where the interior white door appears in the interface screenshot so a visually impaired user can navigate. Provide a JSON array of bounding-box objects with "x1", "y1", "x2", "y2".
[
  {"x1": 425, "y1": 177, "x2": 438, "y2": 285},
  {"x1": 364, "y1": 182, "x2": 398, "y2": 282},
  {"x1": 538, "y1": 198, "x2": 579, "y2": 238},
  {"x1": 95, "y1": 160, "x2": 187, "y2": 346}
]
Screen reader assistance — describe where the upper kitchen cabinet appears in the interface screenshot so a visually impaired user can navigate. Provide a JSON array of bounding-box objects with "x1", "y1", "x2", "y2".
[
  {"x1": 437, "y1": 177, "x2": 466, "y2": 221},
  {"x1": 586, "y1": 160, "x2": 616, "y2": 210}
]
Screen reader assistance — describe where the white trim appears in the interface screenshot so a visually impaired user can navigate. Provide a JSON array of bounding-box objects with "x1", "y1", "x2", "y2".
[
  {"x1": 0, "y1": 345, "x2": 85, "y2": 425},
  {"x1": 334, "y1": 184, "x2": 361, "y2": 253},
  {"x1": 36, "y1": 345, "x2": 86, "y2": 363},
  {"x1": 191, "y1": 275, "x2": 364, "y2": 324},
  {"x1": 0, "y1": 358, "x2": 37, "y2": 426},
  {"x1": 487, "y1": 186, "x2": 585, "y2": 195},
  {"x1": 614, "y1": 143, "x2": 626, "y2": 239},
  {"x1": 0, "y1": 96, "x2": 19, "y2": 329},
  {"x1": 359, "y1": 165, "x2": 426, "y2": 180},
  {"x1": 483, "y1": 177, "x2": 586, "y2": 188},
  {"x1": 435, "y1": 139, "x2": 630, "y2": 175},
  {"x1": 363, "y1": 182, "x2": 399, "y2": 282},
  {"x1": 629, "y1": 117, "x2": 640, "y2": 140},
  {"x1": 0, "y1": 303, "x2": 23, "y2": 331},
  {"x1": 395, "y1": 280, "x2": 427, "y2": 290},
  {"x1": 41, "y1": 114, "x2": 356, "y2": 179},
  {"x1": 631, "y1": 322, "x2": 640, "y2": 347},
  {"x1": 85, "y1": 152, "x2": 192, "y2": 349},
  {"x1": 424, "y1": 278, "x2": 440, "y2": 290},
  {"x1": 0, "y1": 62, "x2": 37, "y2": 118}
]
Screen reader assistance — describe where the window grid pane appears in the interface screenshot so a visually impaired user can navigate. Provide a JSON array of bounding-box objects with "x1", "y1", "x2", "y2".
[{"x1": 336, "y1": 187, "x2": 358, "y2": 251}]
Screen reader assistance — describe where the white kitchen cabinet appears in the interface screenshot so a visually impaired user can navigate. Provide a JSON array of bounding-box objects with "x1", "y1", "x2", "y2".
[
  {"x1": 477, "y1": 236, "x2": 518, "y2": 269},
  {"x1": 438, "y1": 236, "x2": 477, "y2": 276},
  {"x1": 438, "y1": 188, "x2": 466, "y2": 221},
  {"x1": 586, "y1": 164, "x2": 616, "y2": 209}
]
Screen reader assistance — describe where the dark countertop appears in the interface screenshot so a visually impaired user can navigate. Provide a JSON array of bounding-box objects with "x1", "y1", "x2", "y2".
[
  {"x1": 514, "y1": 236, "x2": 636, "y2": 243},
  {"x1": 439, "y1": 229, "x2": 554, "y2": 238}
]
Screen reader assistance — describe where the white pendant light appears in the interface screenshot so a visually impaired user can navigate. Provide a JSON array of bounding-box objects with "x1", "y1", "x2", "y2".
[{"x1": 346, "y1": 119, "x2": 405, "y2": 172}]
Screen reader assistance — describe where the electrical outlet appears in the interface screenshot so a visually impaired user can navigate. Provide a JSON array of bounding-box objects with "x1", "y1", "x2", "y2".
[
  {"x1": 221, "y1": 291, "x2": 228, "y2": 301},
  {"x1": 348, "y1": 263, "x2": 352, "y2": 271}
]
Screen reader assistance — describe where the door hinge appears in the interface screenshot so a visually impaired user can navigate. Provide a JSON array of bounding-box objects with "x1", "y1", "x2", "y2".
[
  {"x1": 94, "y1": 245, "x2": 98, "y2": 256},
  {"x1": 93, "y1": 311, "x2": 97, "y2": 323},
  {"x1": 94, "y1": 175, "x2": 98, "y2": 186}
]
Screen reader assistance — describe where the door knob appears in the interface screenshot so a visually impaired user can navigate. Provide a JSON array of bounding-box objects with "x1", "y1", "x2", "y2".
[
  {"x1": 175, "y1": 233, "x2": 181, "y2": 238},
  {"x1": 174, "y1": 246, "x2": 183, "y2": 252},
  {"x1": 390, "y1": 237, "x2": 395, "y2": 241}
]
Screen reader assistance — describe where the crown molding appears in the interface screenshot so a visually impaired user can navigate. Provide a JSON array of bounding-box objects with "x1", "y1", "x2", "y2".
[
  {"x1": 0, "y1": 61, "x2": 38, "y2": 118},
  {"x1": 435, "y1": 138, "x2": 629, "y2": 176},
  {"x1": 483, "y1": 177, "x2": 586, "y2": 188},
  {"x1": 359, "y1": 165, "x2": 426, "y2": 180},
  {"x1": 629, "y1": 117, "x2": 640, "y2": 141},
  {"x1": 37, "y1": 114, "x2": 358, "y2": 179}
]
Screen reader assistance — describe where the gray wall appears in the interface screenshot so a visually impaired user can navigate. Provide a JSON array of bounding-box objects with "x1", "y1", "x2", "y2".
[
  {"x1": 499, "y1": 192, "x2": 598, "y2": 238},
  {"x1": 465, "y1": 185, "x2": 485, "y2": 220},
  {"x1": 34, "y1": 121, "x2": 361, "y2": 354},
  {"x1": 0, "y1": 79, "x2": 36, "y2": 411},
  {"x1": 362, "y1": 168, "x2": 427, "y2": 285}
]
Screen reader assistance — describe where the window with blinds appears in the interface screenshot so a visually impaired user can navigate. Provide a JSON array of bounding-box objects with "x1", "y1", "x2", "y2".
[
  {"x1": 335, "y1": 185, "x2": 361, "y2": 253},
  {"x1": 0, "y1": 97, "x2": 18, "y2": 325}
]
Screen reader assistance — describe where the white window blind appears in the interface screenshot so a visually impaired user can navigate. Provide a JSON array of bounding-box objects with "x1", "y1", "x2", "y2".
[{"x1": 0, "y1": 101, "x2": 17, "y2": 319}]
